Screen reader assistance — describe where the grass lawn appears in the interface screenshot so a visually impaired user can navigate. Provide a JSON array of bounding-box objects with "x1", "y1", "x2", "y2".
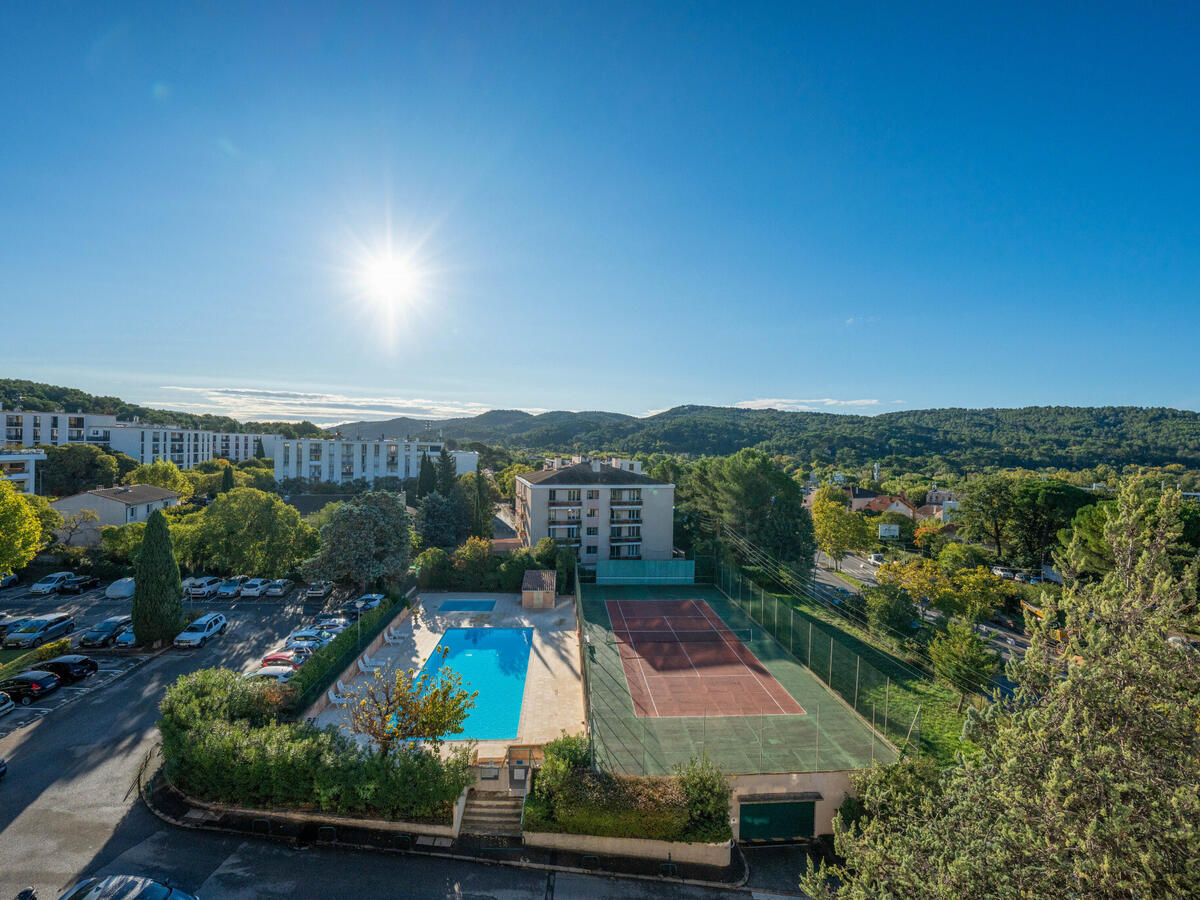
[{"x1": 0, "y1": 647, "x2": 37, "y2": 680}]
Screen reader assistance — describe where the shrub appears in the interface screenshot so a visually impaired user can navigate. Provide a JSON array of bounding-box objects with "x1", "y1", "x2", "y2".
[
  {"x1": 674, "y1": 756, "x2": 733, "y2": 842},
  {"x1": 35, "y1": 638, "x2": 72, "y2": 661},
  {"x1": 414, "y1": 548, "x2": 451, "y2": 589},
  {"x1": 158, "y1": 667, "x2": 473, "y2": 822}
]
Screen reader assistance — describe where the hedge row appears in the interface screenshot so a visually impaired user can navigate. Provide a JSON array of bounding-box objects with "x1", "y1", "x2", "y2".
[
  {"x1": 523, "y1": 733, "x2": 732, "y2": 843},
  {"x1": 159, "y1": 668, "x2": 472, "y2": 823}
]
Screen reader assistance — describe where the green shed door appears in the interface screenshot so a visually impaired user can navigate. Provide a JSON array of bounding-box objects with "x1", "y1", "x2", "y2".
[{"x1": 739, "y1": 801, "x2": 815, "y2": 842}]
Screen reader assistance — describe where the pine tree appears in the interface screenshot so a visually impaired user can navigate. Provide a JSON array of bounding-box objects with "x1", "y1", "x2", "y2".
[
  {"x1": 219, "y1": 465, "x2": 235, "y2": 493},
  {"x1": 435, "y1": 447, "x2": 457, "y2": 494},
  {"x1": 417, "y1": 454, "x2": 437, "y2": 498},
  {"x1": 132, "y1": 509, "x2": 183, "y2": 647},
  {"x1": 473, "y1": 471, "x2": 495, "y2": 537},
  {"x1": 254, "y1": 437, "x2": 266, "y2": 459}
]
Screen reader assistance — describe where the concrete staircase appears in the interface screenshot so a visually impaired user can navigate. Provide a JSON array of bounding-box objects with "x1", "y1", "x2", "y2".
[{"x1": 460, "y1": 790, "x2": 524, "y2": 837}]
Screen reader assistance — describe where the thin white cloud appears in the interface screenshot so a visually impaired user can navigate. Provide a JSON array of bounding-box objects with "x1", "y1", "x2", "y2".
[
  {"x1": 733, "y1": 398, "x2": 881, "y2": 412},
  {"x1": 150, "y1": 386, "x2": 542, "y2": 425},
  {"x1": 844, "y1": 315, "x2": 879, "y2": 327}
]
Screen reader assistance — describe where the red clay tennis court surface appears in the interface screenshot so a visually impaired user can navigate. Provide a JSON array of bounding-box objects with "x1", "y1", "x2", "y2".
[{"x1": 606, "y1": 598, "x2": 805, "y2": 718}]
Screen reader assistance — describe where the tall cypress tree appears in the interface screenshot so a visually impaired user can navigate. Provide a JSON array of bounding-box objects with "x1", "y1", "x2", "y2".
[
  {"x1": 219, "y1": 465, "x2": 235, "y2": 493},
  {"x1": 436, "y1": 447, "x2": 457, "y2": 494},
  {"x1": 254, "y1": 437, "x2": 266, "y2": 459},
  {"x1": 417, "y1": 453, "x2": 437, "y2": 498},
  {"x1": 132, "y1": 509, "x2": 183, "y2": 646},
  {"x1": 473, "y1": 471, "x2": 494, "y2": 537}
]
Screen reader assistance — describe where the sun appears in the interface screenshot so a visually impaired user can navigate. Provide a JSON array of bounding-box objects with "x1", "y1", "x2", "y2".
[{"x1": 360, "y1": 252, "x2": 421, "y2": 308}]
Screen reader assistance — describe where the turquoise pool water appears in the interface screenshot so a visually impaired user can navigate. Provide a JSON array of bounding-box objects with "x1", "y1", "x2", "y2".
[
  {"x1": 440, "y1": 599, "x2": 497, "y2": 612},
  {"x1": 419, "y1": 627, "x2": 533, "y2": 741}
]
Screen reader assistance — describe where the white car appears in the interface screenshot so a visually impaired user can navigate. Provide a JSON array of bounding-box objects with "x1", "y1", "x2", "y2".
[
  {"x1": 243, "y1": 665, "x2": 295, "y2": 684},
  {"x1": 105, "y1": 577, "x2": 136, "y2": 600},
  {"x1": 354, "y1": 593, "x2": 385, "y2": 611},
  {"x1": 30, "y1": 572, "x2": 73, "y2": 595},
  {"x1": 0, "y1": 573, "x2": 18, "y2": 590},
  {"x1": 285, "y1": 628, "x2": 335, "y2": 649},
  {"x1": 867, "y1": 554, "x2": 885, "y2": 566},
  {"x1": 265, "y1": 579, "x2": 293, "y2": 597},
  {"x1": 0, "y1": 691, "x2": 14, "y2": 718},
  {"x1": 173, "y1": 612, "x2": 228, "y2": 648},
  {"x1": 239, "y1": 578, "x2": 272, "y2": 597},
  {"x1": 188, "y1": 576, "x2": 222, "y2": 599}
]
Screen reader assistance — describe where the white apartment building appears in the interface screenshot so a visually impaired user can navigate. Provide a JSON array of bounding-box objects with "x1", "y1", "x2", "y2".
[
  {"x1": 3, "y1": 408, "x2": 117, "y2": 447},
  {"x1": 87, "y1": 423, "x2": 215, "y2": 469},
  {"x1": 212, "y1": 432, "x2": 272, "y2": 463},
  {"x1": 515, "y1": 459, "x2": 675, "y2": 565},
  {"x1": 0, "y1": 449, "x2": 46, "y2": 494},
  {"x1": 273, "y1": 437, "x2": 477, "y2": 485}
]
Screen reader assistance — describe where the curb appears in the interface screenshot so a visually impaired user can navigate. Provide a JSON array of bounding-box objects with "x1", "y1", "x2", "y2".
[{"x1": 140, "y1": 770, "x2": 754, "y2": 892}]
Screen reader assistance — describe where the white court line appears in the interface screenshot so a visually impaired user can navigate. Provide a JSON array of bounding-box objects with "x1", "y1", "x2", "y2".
[
  {"x1": 611, "y1": 600, "x2": 660, "y2": 718},
  {"x1": 689, "y1": 598, "x2": 790, "y2": 715}
]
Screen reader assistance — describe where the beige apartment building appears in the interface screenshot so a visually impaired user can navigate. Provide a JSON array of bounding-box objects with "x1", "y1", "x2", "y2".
[{"x1": 515, "y1": 460, "x2": 675, "y2": 565}]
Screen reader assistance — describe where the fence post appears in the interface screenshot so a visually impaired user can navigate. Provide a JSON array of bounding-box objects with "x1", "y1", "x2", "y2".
[
  {"x1": 853, "y1": 655, "x2": 860, "y2": 710},
  {"x1": 884, "y1": 677, "x2": 890, "y2": 740},
  {"x1": 828, "y1": 635, "x2": 834, "y2": 686},
  {"x1": 758, "y1": 708, "x2": 764, "y2": 772},
  {"x1": 807, "y1": 621, "x2": 813, "y2": 666},
  {"x1": 790, "y1": 607, "x2": 794, "y2": 655},
  {"x1": 815, "y1": 702, "x2": 820, "y2": 768}
]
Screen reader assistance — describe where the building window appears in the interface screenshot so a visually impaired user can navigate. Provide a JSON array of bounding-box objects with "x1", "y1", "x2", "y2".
[
  {"x1": 566, "y1": 489, "x2": 581, "y2": 502},
  {"x1": 586, "y1": 526, "x2": 598, "y2": 536},
  {"x1": 586, "y1": 508, "x2": 597, "y2": 518},
  {"x1": 586, "y1": 545, "x2": 597, "y2": 555},
  {"x1": 548, "y1": 489, "x2": 557, "y2": 501},
  {"x1": 587, "y1": 490, "x2": 599, "y2": 500},
  {"x1": 609, "y1": 546, "x2": 621, "y2": 559}
]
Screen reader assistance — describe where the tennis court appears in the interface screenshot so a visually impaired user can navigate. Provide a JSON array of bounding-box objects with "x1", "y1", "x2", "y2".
[
  {"x1": 606, "y1": 598, "x2": 804, "y2": 717},
  {"x1": 579, "y1": 583, "x2": 895, "y2": 775}
]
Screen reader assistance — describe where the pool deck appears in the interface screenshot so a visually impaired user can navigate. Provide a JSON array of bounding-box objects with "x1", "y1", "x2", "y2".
[{"x1": 314, "y1": 592, "x2": 586, "y2": 760}]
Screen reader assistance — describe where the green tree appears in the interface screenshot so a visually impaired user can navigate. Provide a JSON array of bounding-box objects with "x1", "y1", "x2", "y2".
[
  {"x1": 532, "y1": 537, "x2": 559, "y2": 568},
  {"x1": 951, "y1": 566, "x2": 1011, "y2": 622},
  {"x1": 1007, "y1": 479, "x2": 1094, "y2": 568},
  {"x1": 416, "y1": 491, "x2": 468, "y2": 548},
  {"x1": 0, "y1": 480, "x2": 43, "y2": 575},
  {"x1": 877, "y1": 509, "x2": 917, "y2": 544},
  {"x1": 435, "y1": 447, "x2": 457, "y2": 495},
  {"x1": 125, "y1": 459, "x2": 193, "y2": 498},
  {"x1": 1053, "y1": 499, "x2": 1117, "y2": 581},
  {"x1": 936, "y1": 541, "x2": 989, "y2": 576},
  {"x1": 38, "y1": 443, "x2": 119, "y2": 496},
  {"x1": 219, "y1": 464, "x2": 235, "y2": 493},
  {"x1": 453, "y1": 536, "x2": 493, "y2": 586},
  {"x1": 497, "y1": 463, "x2": 534, "y2": 499},
  {"x1": 20, "y1": 493, "x2": 63, "y2": 549},
  {"x1": 811, "y1": 482, "x2": 849, "y2": 508},
  {"x1": 99, "y1": 521, "x2": 146, "y2": 565},
  {"x1": 929, "y1": 616, "x2": 1001, "y2": 711},
  {"x1": 462, "y1": 471, "x2": 496, "y2": 538},
  {"x1": 414, "y1": 546, "x2": 452, "y2": 588},
  {"x1": 862, "y1": 583, "x2": 917, "y2": 646},
  {"x1": 302, "y1": 491, "x2": 412, "y2": 589},
  {"x1": 416, "y1": 453, "x2": 437, "y2": 498},
  {"x1": 131, "y1": 510, "x2": 183, "y2": 646},
  {"x1": 185, "y1": 488, "x2": 317, "y2": 577},
  {"x1": 958, "y1": 474, "x2": 1015, "y2": 558},
  {"x1": 802, "y1": 482, "x2": 1200, "y2": 900},
  {"x1": 254, "y1": 437, "x2": 266, "y2": 459},
  {"x1": 812, "y1": 500, "x2": 873, "y2": 568},
  {"x1": 345, "y1": 647, "x2": 477, "y2": 755}
]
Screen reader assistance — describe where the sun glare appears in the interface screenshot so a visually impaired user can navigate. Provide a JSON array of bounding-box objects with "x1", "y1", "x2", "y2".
[{"x1": 360, "y1": 252, "x2": 421, "y2": 307}]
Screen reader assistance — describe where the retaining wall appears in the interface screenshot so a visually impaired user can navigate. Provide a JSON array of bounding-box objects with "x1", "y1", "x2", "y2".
[{"x1": 523, "y1": 830, "x2": 731, "y2": 866}]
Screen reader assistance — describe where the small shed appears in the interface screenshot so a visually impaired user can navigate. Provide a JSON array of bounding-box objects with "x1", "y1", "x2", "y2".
[{"x1": 521, "y1": 569, "x2": 556, "y2": 609}]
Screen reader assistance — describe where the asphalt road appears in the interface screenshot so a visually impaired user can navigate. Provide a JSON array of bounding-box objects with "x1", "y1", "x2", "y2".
[{"x1": 0, "y1": 585, "x2": 762, "y2": 900}]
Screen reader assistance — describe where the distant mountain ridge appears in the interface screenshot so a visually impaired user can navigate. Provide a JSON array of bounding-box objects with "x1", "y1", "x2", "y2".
[
  {"x1": 6, "y1": 378, "x2": 1199, "y2": 471},
  {"x1": 331, "y1": 403, "x2": 1200, "y2": 471}
]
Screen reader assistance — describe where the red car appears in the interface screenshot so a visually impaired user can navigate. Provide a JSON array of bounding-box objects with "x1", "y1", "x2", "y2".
[{"x1": 262, "y1": 647, "x2": 312, "y2": 670}]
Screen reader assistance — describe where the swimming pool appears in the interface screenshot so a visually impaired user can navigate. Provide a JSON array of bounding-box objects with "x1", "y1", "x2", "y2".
[
  {"x1": 418, "y1": 627, "x2": 533, "y2": 741},
  {"x1": 439, "y1": 599, "x2": 497, "y2": 613}
]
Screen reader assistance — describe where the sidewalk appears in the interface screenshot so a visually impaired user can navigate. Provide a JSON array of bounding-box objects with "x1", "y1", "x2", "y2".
[{"x1": 142, "y1": 769, "x2": 750, "y2": 891}]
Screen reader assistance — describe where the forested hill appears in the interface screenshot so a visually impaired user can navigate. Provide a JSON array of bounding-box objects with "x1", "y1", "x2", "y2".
[
  {"x1": 0, "y1": 378, "x2": 324, "y2": 438},
  {"x1": 6, "y1": 377, "x2": 1200, "y2": 471},
  {"x1": 334, "y1": 404, "x2": 1200, "y2": 471}
]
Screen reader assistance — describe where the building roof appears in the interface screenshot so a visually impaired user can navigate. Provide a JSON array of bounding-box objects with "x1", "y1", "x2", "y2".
[
  {"x1": 863, "y1": 495, "x2": 915, "y2": 514},
  {"x1": 517, "y1": 461, "x2": 669, "y2": 487},
  {"x1": 848, "y1": 486, "x2": 878, "y2": 500},
  {"x1": 914, "y1": 504, "x2": 943, "y2": 519},
  {"x1": 85, "y1": 485, "x2": 180, "y2": 505},
  {"x1": 522, "y1": 569, "x2": 557, "y2": 592}
]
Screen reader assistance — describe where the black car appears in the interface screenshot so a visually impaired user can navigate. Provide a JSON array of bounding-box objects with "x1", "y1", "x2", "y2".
[
  {"x1": 0, "y1": 615, "x2": 33, "y2": 639},
  {"x1": 0, "y1": 756, "x2": 7, "y2": 778},
  {"x1": 39, "y1": 654, "x2": 99, "y2": 684},
  {"x1": 0, "y1": 670, "x2": 61, "y2": 705},
  {"x1": 62, "y1": 574, "x2": 101, "y2": 594},
  {"x1": 58, "y1": 875, "x2": 199, "y2": 900},
  {"x1": 79, "y1": 615, "x2": 134, "y2": 648}
]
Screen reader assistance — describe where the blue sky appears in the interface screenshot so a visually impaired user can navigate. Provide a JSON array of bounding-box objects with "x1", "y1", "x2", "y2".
[{"x1": 3, "y1": 2, "x2": 1200, "y2": 424}]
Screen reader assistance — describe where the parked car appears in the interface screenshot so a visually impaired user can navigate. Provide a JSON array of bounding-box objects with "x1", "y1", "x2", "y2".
[
  {"x1": 243, "y1": 665, "x2": 296, "y2": 684},
  {"x1": 0, "y1": 572, "x2": 18, "y2": 590},
  {"x1": 173, "y1": 612, "x2": 227, "y2": 648},
  {"x1": 286, "y1": 627, "x2": 335, "y2": 648},
  {"x1": 262, "y1": 647, "x2": 312, "y2": 669},
  {"x1": 992, "y1": 566, "x2": 1014, "y2": 579},
  {"x1": 337, "y1": 602, "x2": 363, "y2": 620},
  {"x1": 3, "y1": 613, "x2": 75, "y2": 649},
  {"x1": 188, "y1": 576, "x2": 222, "y2": 599},
  {"x1": 216, "y1": 576, "x2": 248, "y2": 599},
  {"x1": 354, "y1": 593, "x2": 385, "y2": 611},
  {"x1": 0, "y1": 756, "x2": 6, "y2": 778},
  {"x1": 57, "y1": 875, "x2": 199, "y2": 900},
  {"x1": 305, "y1": 581, "x2": 333, "y2": 599},
  {"x1": 0, "y1": 691, "x2": 13, "y2": 717},
  {"x1": 239, "y1": 577, "x2": 272, "y2": 597},
  {"x1": 867, "y1": 553, "x2": 885, "y2": 566},
  {"x1": 30, "y1": 572, "x2": 73, "y2": 595},
  {"x1": 313, "y1": 612, "x2": 351, "y2": 628},
  {"x1": 114, "y1": 629, "x2": 141, "y2": 649},
  {"x1": 39, "y1": 654, "x2": 99, "y2": 683},
  {"x1": 79, "y1": 615, "x2": 134, "y2": 648},
  {"x1": 265, "y1": 578, "x2": 293, "y2": 597},
  {"x1": 62, "y1": 574, "x2": 101, "y2": 594},
  {"x1": 0, "y1": 615, "x2": 34, "y2": 639},
  {"x1": 105, "y1": 577, "x2": 136, "y2": 600},
  {"x1": 0, "y1": 670, "x2": 61, "y2": 705}
]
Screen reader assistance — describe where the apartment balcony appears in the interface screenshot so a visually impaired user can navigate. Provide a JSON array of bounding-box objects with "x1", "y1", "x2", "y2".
[
  {"x1": 609, "y1": 497, "x2": 642, "y2": 506},
  {"x1": 610, "y1": 516, "x2": 643, "y2": 524},
  {"x1": 547, "y1": 518, "x2": 582, "y2": 526},
  {"x1": 548, "y1": 499, "x2": 582, "y2": 508},
  {"x1": 609, "y1": 535, "x2": 642, "y2": 544}
]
